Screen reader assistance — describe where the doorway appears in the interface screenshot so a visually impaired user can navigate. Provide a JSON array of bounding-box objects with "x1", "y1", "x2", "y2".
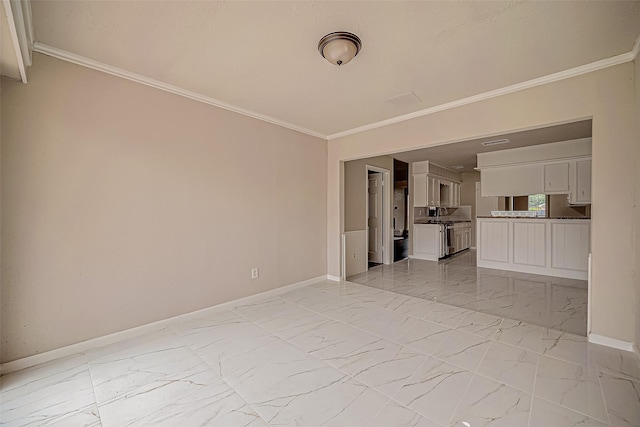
[
  {"x1": 367, "y1": 171, "x2": 383, "y2": 267},
  {"x1": 393, "y1": 159, "x2": 409, "y2": 261},
  {"x1": 366, "y1": 165, "x2": 391, "y2": 268}
]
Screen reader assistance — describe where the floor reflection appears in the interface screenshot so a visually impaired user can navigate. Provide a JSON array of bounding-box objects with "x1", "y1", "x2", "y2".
[{"x1": 348, "y1": 250, "x2": 587, "y2": 336}]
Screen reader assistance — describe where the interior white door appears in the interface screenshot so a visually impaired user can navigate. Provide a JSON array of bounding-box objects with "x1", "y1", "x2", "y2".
[{"x1": 368, "y1": 172, "x2": 383, "y2": 264}]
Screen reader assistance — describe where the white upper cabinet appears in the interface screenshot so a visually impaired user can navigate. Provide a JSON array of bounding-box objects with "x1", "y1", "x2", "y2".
[
  {"x1": 477, "y1": 138, "x2": 591, "y2": 198},
  {"x1": 413, "y1": 224, "x2": 442, "y2": 261},
  {"x1": 411, "y1": 161, "x2": 461, "y2": 207},
  {"x1": 450, "y1": 182, "x2": 461, "y2": 207},
  {"x1": 481, "y1": 164, "x2": 544, "y2": 196},
  {"x1": 428, "y1": 176, "x2": 440, "y2": 206},
  {"x1": 570, "y1": 159, "x2": 591, "y2": 204},
  {"x1": 544, "y1": 162, "x2": 570, "y2": 193},
  {"x1": 413, "y1": 173, "x2": 427, "y2": 207}
]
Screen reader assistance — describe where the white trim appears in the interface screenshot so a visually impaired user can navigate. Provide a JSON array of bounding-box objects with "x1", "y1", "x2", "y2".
[
  {"x1": 327, "y1": 51, "x2": 635, "y2": 140},
  {"x1": 31, "y1": 42, "x2": 326, "y2": 140},
  {"x1": 341, "y1": 233, "x2": 347, "y2": 280},
  {"x1": 366, "y1": 165, "x2": 392, "y2": 266},
  {"x1": 587, "y1": 253, "x2": 592, "y2": 335},
  {"x1": 2, "y1": 0, "x2": 27, "y2": 83},
  {"x1": 0, "y1": 275, "x2": 327, "y2": 375},
  {"x1": 327, "y1": 274, "x2": 341, "y2": 282},
  {"x1": 632, "y1": 32, "x2": 640, "y2": 60},
  {"x1": 10, "y1": 0, "x2": 33, "y2": 67},
  {"x1": 30, "y1": 41, "x2": 638, "y2": 142},
  {"x1": 588, "y1": 333, "x2": 635, "y2": 352}
]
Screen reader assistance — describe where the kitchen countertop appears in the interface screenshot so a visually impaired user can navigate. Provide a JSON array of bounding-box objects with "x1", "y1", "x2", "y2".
[
  {"x1": 476, "y1": 216, "x2": 591, "y2": 220},
  {"x1": 414, "y1": 219, "x2": 472, "y2": 224}
]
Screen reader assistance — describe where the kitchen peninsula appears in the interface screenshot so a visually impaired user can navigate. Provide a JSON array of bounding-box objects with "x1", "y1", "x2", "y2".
[{"x1": 477, "y1": 216, "x2": 590, "y2": 279}]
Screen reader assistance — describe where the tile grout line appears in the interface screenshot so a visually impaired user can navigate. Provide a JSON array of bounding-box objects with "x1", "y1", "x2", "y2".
[
  {"x1": 169, "y1": 317, "x2": 282, "y2": 427},
  {"x1": 532, "y1": 395, "x2": 612, "y2": 426},
  {"x1": 274, "y1": 287, "x2": 509, "y2": 425},
  {"x1": 320, "y1": 281, "x2": 595, "y2": 376},
  {"x1": 81, "y1": 278, "x2": 589, "y2": 426},
  {"x1": 593, "y1": 362, "x2": 613, "y2": 426},
  {"x1": 526, "y1": 342, "x2": 541, "y2": 427},
  {"x1": 246, "y1": 289, "x2": 464, "y2": 424},
  {"x1": 241, "y1": 304, "x2": 397, "y2": 424}
]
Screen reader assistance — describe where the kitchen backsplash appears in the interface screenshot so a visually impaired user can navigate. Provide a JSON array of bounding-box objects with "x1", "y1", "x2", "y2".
[{"x1": 414, "y1": 206, "x2": 472, "y2": 222}]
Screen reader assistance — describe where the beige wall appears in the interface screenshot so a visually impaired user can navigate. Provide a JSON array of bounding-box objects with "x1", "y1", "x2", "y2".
[
  {"x1": 343, "y1": 156, "x2": 394, "y2": 232},
  {"x1": 0, "y1": 54, "x2": 327, "y2": 362},
  {"x1": 460, "y1": 171, "x2": 480, "y2": 247},
  {"x1": 548, "y1": 195, "x2": 589, "y2": 218},
  {"x1": 635, "y1": 59, "x2": 640, "y2": 351},
  {"x1": 328, "y1": 62, "x2": 639, "y2": 344}
]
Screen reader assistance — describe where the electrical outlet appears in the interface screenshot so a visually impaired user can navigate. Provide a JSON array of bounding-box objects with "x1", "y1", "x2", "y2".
[{"x1": 251, "y1": 267, "x2": 259, "y2": 279}]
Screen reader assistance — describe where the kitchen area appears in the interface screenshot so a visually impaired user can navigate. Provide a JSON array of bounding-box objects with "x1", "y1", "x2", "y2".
[
  {"x1": 409, "y1": 136, "x2": 591, "y2": 283},
  {"x1": 411, "y1": 160, "x2": 473, "y2": 261},
  {"x1": 344, "y1": 120, "x2": 593, "y2": 336}
]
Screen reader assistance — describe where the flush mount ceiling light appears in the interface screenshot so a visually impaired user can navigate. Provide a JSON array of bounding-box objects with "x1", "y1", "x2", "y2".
[{"x1": 318, "y1": 32, "x2": 362, "y2": 66}]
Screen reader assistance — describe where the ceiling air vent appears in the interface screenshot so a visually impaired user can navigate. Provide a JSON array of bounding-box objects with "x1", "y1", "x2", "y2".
[
  {"x1": 384, "y1": 91, "x2": 422, "y2": 108},
  {"x1": 481, "y1": 138, "x2": 510, "y2": 147}
]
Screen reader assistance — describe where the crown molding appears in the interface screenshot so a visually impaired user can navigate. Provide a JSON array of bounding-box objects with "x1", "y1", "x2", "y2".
[
  {"x1": 32, "y1": 42, "x2": 327, "y2": 140},
  {"x1": 3, "y1": 0, "x2": 28, "y2": 83},
  {"x1": 327, "y1": 49, "x2": 637, "y2": 140},
  {"x1": 32, "y1": 39, "x2": 638, "y2": 142},
  {"x1": 632, "y1": 32, "x2": 640, "y2": 60}
]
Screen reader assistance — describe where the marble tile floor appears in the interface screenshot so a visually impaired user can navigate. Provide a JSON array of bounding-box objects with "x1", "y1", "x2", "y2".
[
  {"x1": 348, "y1": 250, "x2": 588, "y2": 336},
  {"x1": 2, "y1": 279, "x2": 639, "y2": 426}
]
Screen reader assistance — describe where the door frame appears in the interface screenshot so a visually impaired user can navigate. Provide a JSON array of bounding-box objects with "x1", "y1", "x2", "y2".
[{"x1": 366, "y1": 165, "x2": 392, "y2": 267}]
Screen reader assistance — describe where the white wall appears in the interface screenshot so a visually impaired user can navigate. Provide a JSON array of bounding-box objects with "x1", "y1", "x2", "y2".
[
  {"x1": 328, "y1": 62, "x2": 639, "y2": 345},
  {"x1": 0, "y1": 54, "x2": 328, "y2": 362}
]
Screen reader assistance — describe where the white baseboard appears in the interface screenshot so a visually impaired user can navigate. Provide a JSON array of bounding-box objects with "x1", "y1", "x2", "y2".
[
  {"x1": 0, "y1": 275, "x2": 327, "y2": 376},
  {"x1": 588, "y1": 333, "x2": 635, "y2": 352},
  {"x1": 326, "y1": 275, "x2": 342, "y2": 282}
]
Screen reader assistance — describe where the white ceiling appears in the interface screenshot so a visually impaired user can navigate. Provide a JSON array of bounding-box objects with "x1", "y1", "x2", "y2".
[{"x1": 27, "y1": 1, "x2": 640, "y2": 137}]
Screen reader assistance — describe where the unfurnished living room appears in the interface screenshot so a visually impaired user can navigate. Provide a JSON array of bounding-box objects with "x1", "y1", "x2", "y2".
[{"x1": 1, "y1": 1, "x2": 640, "y2": 426}]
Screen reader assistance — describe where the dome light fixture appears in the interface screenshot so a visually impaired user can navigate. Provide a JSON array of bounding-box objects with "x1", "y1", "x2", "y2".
[{"x1": 318, "y1": 32, "x2": 362, "y2": 66}]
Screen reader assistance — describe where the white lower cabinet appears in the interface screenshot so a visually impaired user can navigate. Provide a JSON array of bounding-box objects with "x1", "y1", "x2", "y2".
[
  {"x1": 412, "y1": 224, "x2": 443, "y2": 261},
  {"x1": 479, "y1": 221, "x2": 509, "y2": 263},
  {"x1": 513, "y1": 222, "x2": 546, "y2": 267},
  {"x1": 477, "y1": 218, "x2": 590, "y2": 279},
  {"x1": 463, "y1": 228, "x2": 471, "y2": 250},
  {"x1": 453, "y1": 226, "x2": 471, "y2": 252},
  {"x1": 551, "y1": 223, "x2": 590, "y2": 271}
]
